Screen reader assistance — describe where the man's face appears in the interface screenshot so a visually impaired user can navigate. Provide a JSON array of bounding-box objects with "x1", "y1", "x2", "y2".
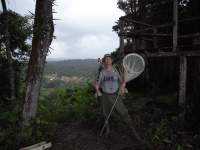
[{"x1": 104, "y1": 57, "x2": 113, "y2": 65}]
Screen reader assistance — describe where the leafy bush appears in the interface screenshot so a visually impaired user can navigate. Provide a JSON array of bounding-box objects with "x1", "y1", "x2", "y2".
[
  {"x1": 0, "y1": 106, "x2": 23, "y2": 150},
  {"x1": 31, "y1": 83, "x2": 101, "y2": 142}
]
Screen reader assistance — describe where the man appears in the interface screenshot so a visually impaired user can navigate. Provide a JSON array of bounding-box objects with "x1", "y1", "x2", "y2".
[{"x1": 94, "y1": 54, "x2": 142, "y2": 142}]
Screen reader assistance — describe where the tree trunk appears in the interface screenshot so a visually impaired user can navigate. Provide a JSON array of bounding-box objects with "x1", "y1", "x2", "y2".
[
  {"x1": 19, "y1": 0, "x2": 54, "y2": 133},
  {"x1": 1, "y1": 0, "x2": 16, "y2": 107}
]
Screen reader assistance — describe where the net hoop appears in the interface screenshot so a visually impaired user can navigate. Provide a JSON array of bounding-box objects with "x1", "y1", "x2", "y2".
[{"x1": 123, "y1": 53, "x2": 145, "y2": 83}]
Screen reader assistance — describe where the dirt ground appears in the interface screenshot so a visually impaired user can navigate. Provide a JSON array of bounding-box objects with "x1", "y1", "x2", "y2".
[{"x1": 50, "y1": 121, "x2": 142, "y2": 150}]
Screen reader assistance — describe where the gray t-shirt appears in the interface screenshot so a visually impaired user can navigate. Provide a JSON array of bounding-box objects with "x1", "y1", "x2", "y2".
[{"x1": 96, "y1": 67, "x2": 122, "y2": 94}]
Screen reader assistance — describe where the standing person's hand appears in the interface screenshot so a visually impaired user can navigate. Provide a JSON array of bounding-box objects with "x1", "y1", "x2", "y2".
[
  {"x1": 94, "y1": 81, "x2": 102, "y2": 98},
  {"x1": 118, "y1": 81, "x2": 126, "y2": 95},
  {"x1": 93, "y1": 81, "x2": 100, "y2": 91},
  {"x1": 121, "y1": 81, "x2": 126, "y2": 88}
]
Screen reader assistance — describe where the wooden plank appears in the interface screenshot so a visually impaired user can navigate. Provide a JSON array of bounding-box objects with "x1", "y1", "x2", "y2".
[
  {"x1": 19, "y1": 141, "x2": 51, "y2": 150},
  {"x1": 179, "y1": 16, "x2": 200, "y2": 23},
  {"x1": 133, "y1": 22, "x2": 174, "y2": 33},
  {"x1": 31, "y1": 143, "x2": 51, "y2": 150},
  {"x1": 123, "y1": 17, "x2": 200, "y2": 34},
  {"x1": 121, "y1": 32, "x2": 200, "y2": 39},
  {"x1": 123, "y1": 18, "x2": 153, "y2": 27},
  {"x1": 142, "y1": 51, "x2": 200, "y2": 57},
  {"x1": 178, "y1": 33, "x2": 200, "y2": 38},
  {"x1": 122, "y1": 32, "x2": 173, "y2": 38},
  {"x1": 19, "y1": 141, "x2": 46, "y2": 150}
]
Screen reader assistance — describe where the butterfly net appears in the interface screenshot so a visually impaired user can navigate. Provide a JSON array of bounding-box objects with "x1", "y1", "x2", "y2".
[{"x1": 123, "y1": 53, "x2": 145, "y2": 83}]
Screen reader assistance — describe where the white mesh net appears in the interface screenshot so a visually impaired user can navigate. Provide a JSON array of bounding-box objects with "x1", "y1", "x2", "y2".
[{"x1": 123, "y1": 53, "x2": 145, "y2": 83}]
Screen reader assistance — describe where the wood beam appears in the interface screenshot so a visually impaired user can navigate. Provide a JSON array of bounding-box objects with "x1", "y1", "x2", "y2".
[
  {"x1": 120, "y1": 32, "x2": 200, "y2": 39},
  {"x1": 140, "y1": 51, "x2": 200, "y2": 57},
  {"x1": 133, "y1": 22, "x2": 174, "y2": 33},
  {"x1": 123, "y1": 18, "x2": 153, "y2": 27},
  {"x1": 121, "y1": 33, "x2": 173, "y2": 38}
]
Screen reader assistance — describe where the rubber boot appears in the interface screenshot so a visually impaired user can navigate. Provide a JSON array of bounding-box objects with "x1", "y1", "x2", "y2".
[
  {"x1": 104, "y1": 121, "x2": 111, "y2": 137},
  {"x1": 127, "y1": 123, "x2": 142, "y2": 143}
]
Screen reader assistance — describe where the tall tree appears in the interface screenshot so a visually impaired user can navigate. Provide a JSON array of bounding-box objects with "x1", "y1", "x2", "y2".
[
  {"x1": 1, "y1": 0, "x2": 16, "y2": 107},
  {"x1": 19, "y1": 0, "x2": 54, "y2": 133},
  {"x1": 0, "y1": 10, "x2": 32, "y2": 108}
]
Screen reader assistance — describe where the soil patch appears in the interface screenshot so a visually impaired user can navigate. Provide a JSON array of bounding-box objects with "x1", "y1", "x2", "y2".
[{"x1": 50, "y1": 122, "x2": 142, "y2": 150}]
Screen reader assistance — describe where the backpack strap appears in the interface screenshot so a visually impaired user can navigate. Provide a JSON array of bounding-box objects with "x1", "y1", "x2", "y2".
[
  {"x1": 97, "y1": 66, "x2": 104, "y2": 86},
  {"x1": 97, "y1": 66, "x2": 103, "y2": 80},
  {"x1": 113, "y1": 66, "x2": 123, "y2": 83}
]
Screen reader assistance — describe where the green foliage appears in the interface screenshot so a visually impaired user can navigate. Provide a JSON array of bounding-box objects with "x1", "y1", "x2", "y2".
[
  {"x1": 0, "y1": 48, "x2": 6, "y2": 57},
  {"x1": 0, "y1": 106, "x2": 21, "y2": 150},
  {"x1": 0, "y1": 10, "x2": 32, "y2": 60},
  {"x1": 39, "y1": 84, "x2": 101, "y2": 123},
  {"x1": 0, "y1": 103, "x2": 40, "y2": 149},
  {"x1": 145, "y1": 117, "x2": 196, "y2": 150},
  {"x1": 0, "y1": 58, "x2": 26, "y2": 105},
  {"x1": 143, "y1": 117, "x2": 179, "y2": 149},
  {"x1": 121, "y1": 92, "x2": 199, "y2": 150},
  {"x1": 43, "y1": 78, "x2": 66, "y2": 88},
  {"x1": 65, "y1": 85, "x2": 101, "y2": 123},
  {"x1": 28, "y1": 84, "x2": 101, "y2": 143}
]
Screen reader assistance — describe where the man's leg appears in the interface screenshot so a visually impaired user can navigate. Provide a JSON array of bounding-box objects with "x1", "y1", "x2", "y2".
[
  {"x1": 127, "y1": 122, "x2": 142, "y2": 142},
  {"x1": 105, "y1": 119, "x2": 111, "y2": 137},
  {"x1": 112, "y1": 95, "x2": 131, "y2": 123},
  {"x1": 114, "y1": 95, "x2": 142, "y2": 142},
  {"x1": 100, "y1": 94, "x2": 112, "y2": 137}
]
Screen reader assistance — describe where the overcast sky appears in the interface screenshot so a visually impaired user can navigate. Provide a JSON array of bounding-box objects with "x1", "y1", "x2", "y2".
[{"x1": 2, "y1": 0, "x2": 124, "y2": 59}]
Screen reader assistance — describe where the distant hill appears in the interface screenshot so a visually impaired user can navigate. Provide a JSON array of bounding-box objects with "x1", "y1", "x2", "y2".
[
  {"x1": 46, "y1": 57, "x2": 67, "y2": 61},
  {"x1": 44, "y1": 59, "x2": 100, "y2": 79}
]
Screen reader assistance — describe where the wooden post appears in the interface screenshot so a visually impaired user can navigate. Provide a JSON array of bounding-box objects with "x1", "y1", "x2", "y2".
[
  {"x1": 119, "y1": 19, "x2": 125, "y2": 70},
  {"x1": 179, "y1": 56, "x2": 187, "y2": 124},
  {"x1": 179, "y1": 56, "x2": 187, "y2": 104},
  {"x1": 173, "y1": 0, "x2": 178, "y2": 51},
  {"x1": 19, "y1": 141, "x2": 51, "y2": 150}
]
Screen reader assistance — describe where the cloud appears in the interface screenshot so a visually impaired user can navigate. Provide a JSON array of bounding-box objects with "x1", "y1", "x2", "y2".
[
  {"x1": 2, "y1": 0, "x2": 124, "y2": 59},
  {"x1": 50, "y1": 33, "x2": 119, "y2": 59}
]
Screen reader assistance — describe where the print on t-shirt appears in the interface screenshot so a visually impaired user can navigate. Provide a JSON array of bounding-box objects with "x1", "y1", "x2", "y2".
[{"x1": 104, "y1": 76, "x2": 114, "y2": 81}]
